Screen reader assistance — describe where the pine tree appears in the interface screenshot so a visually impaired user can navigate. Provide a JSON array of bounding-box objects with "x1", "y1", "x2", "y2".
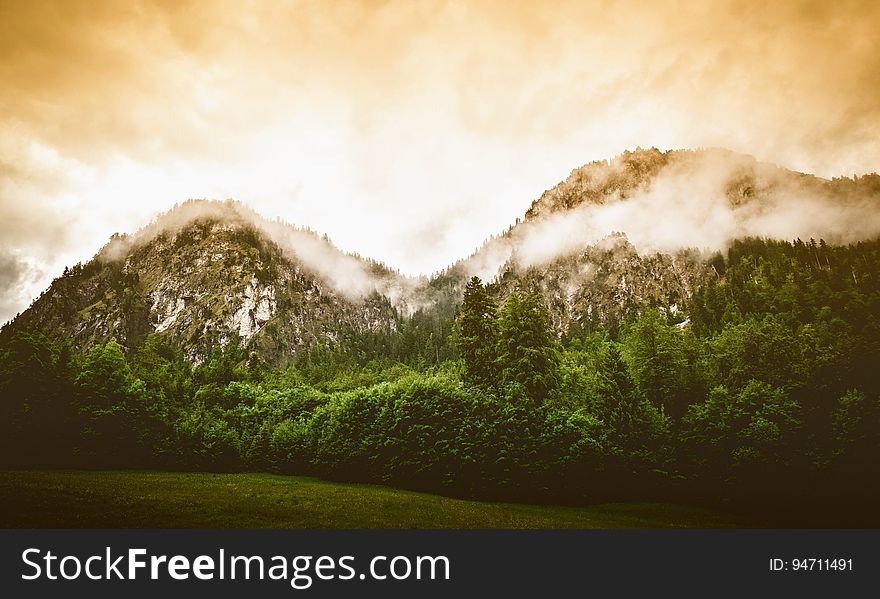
[
  {"x1": 496, "y1": 292, "x2": 560, "y2": 403},
  {"x1": 596, "y1": 345, "x2": 637, "y2": 416},
  {"x1": 456, "y1": 276, "x2": 499, "y2": 388},
  {"x1": 621, "y1": 309, "x2": 688, "y2": 416},
  {"x1": 595, "y1": 344, "x2": 667, "y2": 455}
]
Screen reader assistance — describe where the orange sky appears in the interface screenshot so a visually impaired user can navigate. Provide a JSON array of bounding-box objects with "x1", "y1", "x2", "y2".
[{"x1": 1, "y1": 0, "x2": 879, "y2": 321}]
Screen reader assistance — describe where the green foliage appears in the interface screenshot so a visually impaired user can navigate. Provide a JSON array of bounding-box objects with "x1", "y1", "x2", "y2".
[
  {"x1": 0, "y1": 332, "x2": 78, "y2": 465},
  {"x1": 73, "y1": 341, "x2": 170, "y2": 464},
  {"x1": 496, "y1": 292, "x2": 560, "y2": 403},
  {"x1": 703, "y1": 317, "x2": 804, "y2": 390},
  {"x1": 1, "y1": 236, "x2": 878, "y2": 511},
  {"x1": 689, "y1": 237, "x2": 880, "y2": 337},
  {"x1": 681, "y1": 381, "x2": 802, "y2": 478},
  {"x1": 621, "y1": 310, "x2": 698, "y2": 417},
  {"x1": 456, "y1": 276, "x2": 499, "y2": 388},
  {"x1": 832, "y1": 389, "x2": 880, "y2": 471},
  {"x1": 174, "y1": 402, "x2": 239, "y2": 468},
  {"x1": 595, "y1": 346, "x2": 671, "y2": 468}
]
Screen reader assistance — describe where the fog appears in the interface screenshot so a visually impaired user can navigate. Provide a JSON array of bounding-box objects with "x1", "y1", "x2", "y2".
[
  {"x1": 2, "y1": 1, "x2": 880, "y2": 322},
  {"x1": 97, "y1": 200, "x2": 422, "y2": 308},
  {"x1": 7, "y1": 145, "x2": 879, "y2": 324},
  {"x1": 462, "y1": 150, "x2": 880, "y2": 279}
]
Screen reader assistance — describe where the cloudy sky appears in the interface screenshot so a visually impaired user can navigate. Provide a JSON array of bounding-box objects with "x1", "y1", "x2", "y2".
[{"x1": 1, "y1": 0, "x2": 879, "y2": 322}]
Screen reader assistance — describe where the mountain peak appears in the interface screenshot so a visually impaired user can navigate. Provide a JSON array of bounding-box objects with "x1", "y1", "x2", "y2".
[
  {"x1": 4, "y1": 147, "x2": 879, "y2": 364},
  {"x1": 1, "y1": 200, "x2": 405, "y2": 362},
  {"x1": 525, "y1": 147, "x2": 768, "y2": 220}
]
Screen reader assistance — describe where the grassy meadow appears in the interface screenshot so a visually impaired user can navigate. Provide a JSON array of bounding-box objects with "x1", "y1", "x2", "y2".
[{"x1": 0, "y1": 470, "x2": 743, "y2": 528}]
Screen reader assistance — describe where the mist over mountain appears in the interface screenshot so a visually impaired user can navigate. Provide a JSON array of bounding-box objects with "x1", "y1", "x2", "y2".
[
  {"x1": 3, "y1": 147, "x2": 879, "y2": 361},
  {"x1": 457, "y1": 147, "x2": 880, "y2": 282},
  {"x1": 435, "y1": 147, "x2": 880, "y2": 332},
  {"x1": 1, "y1": 201, "x2": 409, "y2": 363}
]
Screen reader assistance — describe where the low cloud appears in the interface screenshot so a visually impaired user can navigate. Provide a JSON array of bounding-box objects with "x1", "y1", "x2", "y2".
[
  {"x1": 0, "y1": 249, "x2": 44, "y2": 326},
  {"x1": 98, "y1": 200, "x2": 422, "y2": 309},
  {"x1": 2, "y1": 1, "x2": 879, "y2": 320},
  {"x1": 463, "y1": 149, "x2": 880, "y2": 278}
]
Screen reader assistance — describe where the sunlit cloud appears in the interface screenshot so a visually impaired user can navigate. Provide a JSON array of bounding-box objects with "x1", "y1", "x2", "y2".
[{"x1": 1, "y1": 0, "x2": 879, "y2": 322}]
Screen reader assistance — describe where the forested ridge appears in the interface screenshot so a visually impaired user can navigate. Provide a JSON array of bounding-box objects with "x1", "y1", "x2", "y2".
[{"x1": 2, "y1": 236, "x2": 877, "y2": 520}]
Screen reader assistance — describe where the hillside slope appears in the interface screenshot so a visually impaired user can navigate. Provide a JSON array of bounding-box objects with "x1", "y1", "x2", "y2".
[
  {"x1": 3, "y1": 148, "x2": 879, "y2": 357},
  {"x1": 444, "y1": 147, "x2": 880, "y2": 332},
  {"x1": 1, "y1": 201, "x2": 408, "y2": 363}
]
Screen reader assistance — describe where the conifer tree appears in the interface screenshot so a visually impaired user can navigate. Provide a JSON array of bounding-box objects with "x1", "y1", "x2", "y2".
[
  {"x1": 456, "y1": 276, "x2": 499, "y2": 388},
  {"x1": 621, "y1": 309, "x2": 688, "y2": 416},
  {"x1": 496, "y1": 291, "x2": 560, "y2": 402}
]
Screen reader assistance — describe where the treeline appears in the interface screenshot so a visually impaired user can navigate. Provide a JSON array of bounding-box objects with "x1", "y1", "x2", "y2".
[{"x1": 0, "y1": 237, "x2": 878, "y2": 518}]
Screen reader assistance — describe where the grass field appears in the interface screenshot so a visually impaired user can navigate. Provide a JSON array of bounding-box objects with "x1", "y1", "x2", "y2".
[{"x1": 0, "y1": 470, "x2": 744, "y2": 528}]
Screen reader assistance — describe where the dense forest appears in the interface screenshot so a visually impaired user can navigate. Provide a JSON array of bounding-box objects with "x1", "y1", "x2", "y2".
[{"x1": 1, "y1": 237, "x2": 878, "y2": 520}]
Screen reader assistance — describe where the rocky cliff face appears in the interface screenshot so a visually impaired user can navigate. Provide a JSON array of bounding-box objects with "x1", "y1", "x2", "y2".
[
  {"x1": 1, "y1": 202, "x2": 404, "y2": 363},
  {"x1": 492, "y1": 234, "x2": 708, "y2": 334},
  {"x1": 438, "y1": 147, "x2": 880, "y2": 334},
  {"x1": 4, "y1": 148, "x2": 878, "y2": 358}
]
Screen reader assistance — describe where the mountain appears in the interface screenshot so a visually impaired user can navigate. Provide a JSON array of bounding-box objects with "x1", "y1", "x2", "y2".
[
  {"x1": 523, "y1": 147, "x2": 880, "y2": 220},
  {"x1": 0, "y1": 201, "x2": 411, "y2": 363},
  {"x1": 3, "y1": 148, "x2": 879, "y2": 360},
  {"x1": 442, "y1": 147, "x2": 880, "y2": 332}
]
